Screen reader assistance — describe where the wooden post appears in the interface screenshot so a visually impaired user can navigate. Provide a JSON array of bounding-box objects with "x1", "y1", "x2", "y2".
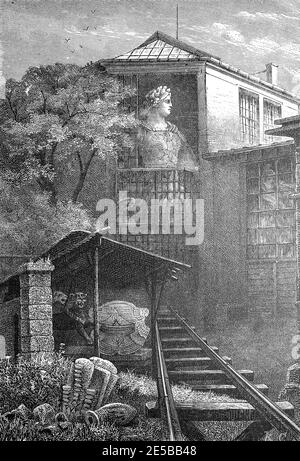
[
  {"x1": 294, "y1": 142, "x2": 300, "y2": 356},
  {"x1": 150, "y1": 274, "x2": 158, "y2": 378},
  {"x1": 93, "y1": 246, "x2": 100, "y2": 356}
]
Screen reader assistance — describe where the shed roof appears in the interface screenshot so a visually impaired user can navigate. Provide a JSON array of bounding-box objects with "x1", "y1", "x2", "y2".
[
  {"x1": 0, "y1": 231, "x2": 190, "y2": 292},
  {"x1": 43, "y1": 231, "x2": 190, "y2": 287}
]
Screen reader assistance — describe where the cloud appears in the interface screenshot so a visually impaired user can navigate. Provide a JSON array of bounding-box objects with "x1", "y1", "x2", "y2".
[
  {"x1": 64, "y1": 26, "x2": 83, "y2": 35},
  {"x1": 280, "y1": 43, "x2": 300, "y2": 61},
  {"x1": 0, "y1": 41, "x2": 5, "y2": 98},
  {"x1": 235, "y1": 11, "x2": 300, "y2": 21},
  {"x1": 211, "y1": 23, "x2": 245, "y2": 46},
  {"x1": 183, "y1": 22, "x2": 245, "y2": 47},
  {"x1": 283, "y1": 66, "x2": 300, "y2": 96},
  {"x1": 246, "y1": 37, "x2": 279, "y2": 55}
]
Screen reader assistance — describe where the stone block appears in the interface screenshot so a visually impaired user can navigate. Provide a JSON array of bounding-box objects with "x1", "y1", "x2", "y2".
[
  {"x1": 19, "y1": 273, "x2": 52, "y2": 289},
  {"x1": 21, "y1": 319, "x2": 53, "y2": 337},
  {"x1": 20, "y1": 287, "x2": 52, "y2": 305},
  {"x1": 21, "y1": 335, "x2": 54, "y2": 353},
  {"x1": 20, "y1": 304, "x2": 53, "y2": 321},
  {"x1": 22, "y1": 352, "x2": 54, "y2": 361},
  {"x1": 18, "y1": 260, "x2": 54, "y2": 275},
  {"x1": 287, "y1": 363, "x2": 300, "y2": 385}
]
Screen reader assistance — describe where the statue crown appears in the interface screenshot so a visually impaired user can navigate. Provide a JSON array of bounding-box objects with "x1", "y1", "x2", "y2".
[{"x1": 144, "y1": 85, "x2": 171, "y2": 107}]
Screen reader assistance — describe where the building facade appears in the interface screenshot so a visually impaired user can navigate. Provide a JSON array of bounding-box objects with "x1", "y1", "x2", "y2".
[{"x1": 98, "y1": 31, "x2": 300, "y2": 323}]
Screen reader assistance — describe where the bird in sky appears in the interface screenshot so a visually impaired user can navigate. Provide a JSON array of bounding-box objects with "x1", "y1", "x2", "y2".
[
  {"x1": 91, "y1": 9, "x2": 96, "y2": 14},
  {"x1": 79, "y1": 45, "x2": 83, "y2": 48},
  {"x1": 64, "y1": 38, "x2": 71, "y2": 43},
  {"x1": 83, "y1": 26, "x2": 89, "y2": 31}
]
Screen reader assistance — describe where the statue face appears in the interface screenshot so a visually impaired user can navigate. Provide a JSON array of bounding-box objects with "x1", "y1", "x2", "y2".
[
  {"x1": 74, "y1": 292, "x2": 87, "y2": 309},
  {"x1": 156, "y1": 96, "x2": 172, "y2": 118}
]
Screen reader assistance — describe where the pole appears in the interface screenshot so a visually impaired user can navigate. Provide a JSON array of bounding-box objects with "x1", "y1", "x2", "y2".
[
  {"x1": 176, "y1": 4, "x2": 179, "y2": 40},
  {"x1": 150, "y1": 274, "x2": 158, "y2": 378},
  {"x1": 93, "y1": 246, "x2": 100, "y2": 356}
]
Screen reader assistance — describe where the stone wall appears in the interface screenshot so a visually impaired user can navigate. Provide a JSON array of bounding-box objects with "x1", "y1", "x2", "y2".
[
  {"x1": 0, "y1": 298, "x2": 20, "y2": 358},
  {"x1": 19, "y1": 260, "x2": 55, "y2": 360}
]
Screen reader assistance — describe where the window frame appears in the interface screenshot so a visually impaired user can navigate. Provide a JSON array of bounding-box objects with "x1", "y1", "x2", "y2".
[
  {"x1": 239, "y1": 88, "x2": 260, "y2": 145},
  {"x1": 246, "y1": 157, "x2": 296, "y2": 261},
  {"x1": 263, "y1": 98, "x2": 282, "y2": 143}
]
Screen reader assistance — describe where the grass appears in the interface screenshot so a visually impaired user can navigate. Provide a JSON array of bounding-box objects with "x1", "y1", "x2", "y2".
[
  {"x1": 202, "y1": 315, "x2": 297, "y2": 400},
  {"x1": 1, "y1": 352, "x2": 299, "y2": 441},
  {"x1": 115, "y1": 371, "x2": 248, "y2": 441},
  {"x1": 0, "y1": 357, "x2": 248, "y2": 441}
]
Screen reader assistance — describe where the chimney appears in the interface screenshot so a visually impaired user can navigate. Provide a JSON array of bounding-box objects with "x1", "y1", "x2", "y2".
[{"x1": 266, "y1": 63, "x2": 278, "y2": 86}]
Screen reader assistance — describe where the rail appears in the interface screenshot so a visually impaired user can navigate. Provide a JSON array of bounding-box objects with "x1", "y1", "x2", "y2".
[
  {"x1": 168, "y1": 305, "x2": 300, "y2": 441},
  {"x1": 154, "y1": 321, "x2": 184, "y2": 441}
]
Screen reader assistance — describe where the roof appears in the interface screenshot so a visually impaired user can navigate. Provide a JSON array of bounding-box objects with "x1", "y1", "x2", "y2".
[
  {"x1": 100, "y1": 31, "x2": 300, "y2": 103},
  {"x1": 0, "y1": 231, "x2": 190, "y2": 291},
  {"x1": 110, "y1": 30, "x2": 220, "y2": 62},
  {"x1": 203, "y1": 140, "x2": 295, "y2": 161},
  {"x1": 266, "y1": 114, "x2": 300, "y2": 137}
]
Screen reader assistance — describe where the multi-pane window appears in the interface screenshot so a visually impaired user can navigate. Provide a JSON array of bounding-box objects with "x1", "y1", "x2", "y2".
[
  {"x1": 247, "y1": 158, "x2": 295, "y2": 259},
  {"x1": 239, "y1": 89, "x2": 260, "y2": 145},
  {"x1": 263, "y1": 99, "x2": 282, "y2": 143}
]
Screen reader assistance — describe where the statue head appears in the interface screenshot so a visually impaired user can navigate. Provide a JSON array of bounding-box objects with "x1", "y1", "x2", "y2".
[{"x1": 140, "y1": 85, "x2": 172, "y2": 120}]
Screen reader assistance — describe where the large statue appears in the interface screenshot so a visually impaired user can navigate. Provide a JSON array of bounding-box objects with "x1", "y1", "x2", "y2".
[{"x1": 137, "y1": 85, "x2": 198, "y2": 171}]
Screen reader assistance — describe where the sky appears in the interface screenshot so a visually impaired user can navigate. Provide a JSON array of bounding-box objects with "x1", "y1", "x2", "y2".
[{"x1": 1, "y1": 0, "x2": 300, "y2": 97}]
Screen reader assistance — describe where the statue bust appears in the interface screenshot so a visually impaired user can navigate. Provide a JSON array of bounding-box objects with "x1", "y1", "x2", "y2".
[{"x1": 137, "y1": 85, "x2": 198, "y2": 171}]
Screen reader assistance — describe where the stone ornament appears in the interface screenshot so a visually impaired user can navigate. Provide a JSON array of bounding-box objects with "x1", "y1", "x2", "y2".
[
  {"x1": 62, "y1": 356, "x2": 119, "y2": 415},
  {"x1": 33, "y1": 403, "x2": 56, "y2": 427},
  {"x1": 0, "y1": 356, "x2": 137, "y2": 431},
  {"x1": 2, "y1": 403, "x2": 32, "y2": 421},
  {"x1": 97, "y1": 300, "x2": 150, "y2": 355},
  {"x1": 85, "y1": 403, "x2": 138, "y2": 427}
]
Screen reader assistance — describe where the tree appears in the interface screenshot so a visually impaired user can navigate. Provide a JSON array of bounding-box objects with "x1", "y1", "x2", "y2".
[
  {"x1": 0, "y1": 174, "x2": 93, "y2": 256},
  {"x1": 0, "y1": 63, "x2": 136, "y2": 204}
]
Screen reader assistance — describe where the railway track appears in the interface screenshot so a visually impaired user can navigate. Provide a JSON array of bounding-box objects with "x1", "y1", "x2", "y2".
[{"x1": 146, "y1": 306, "x2": 300, "y2": 441}]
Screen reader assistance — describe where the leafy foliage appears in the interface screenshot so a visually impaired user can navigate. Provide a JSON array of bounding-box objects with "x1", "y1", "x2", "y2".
[
  {"x1": 0, "y1": 63, "x2": 136, "y2": 203},
  {"x1": 0, "y1": 175, "x2": 93, "y2": 255},
  {"x1": 0, "y1": 354, "x2": 71, "y2": 414}
]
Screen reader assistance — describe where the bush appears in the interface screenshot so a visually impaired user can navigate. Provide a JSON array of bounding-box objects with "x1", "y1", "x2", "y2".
[
  {"x1": 0, "y1": 353, "x2": 72, "y2": 413},
  {"x1": 0, "y1": 418, "x2": 120, "y2": 441}
]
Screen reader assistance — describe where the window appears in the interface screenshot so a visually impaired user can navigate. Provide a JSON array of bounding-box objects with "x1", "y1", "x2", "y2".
[
  {"x1": 246, "y1": 158, "x2": 295, "y2": 259},
  {"x1": 263, "y1": 99, "x2": 282, "y2": 143},
  {"x1": 239, "y1": 89, "x2": 259, "y2": 145}
]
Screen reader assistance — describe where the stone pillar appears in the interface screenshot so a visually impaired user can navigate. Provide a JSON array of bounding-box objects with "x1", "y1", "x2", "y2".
[{"x1": 19, "y1": 260, "x2": 54, "y2": 360}]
